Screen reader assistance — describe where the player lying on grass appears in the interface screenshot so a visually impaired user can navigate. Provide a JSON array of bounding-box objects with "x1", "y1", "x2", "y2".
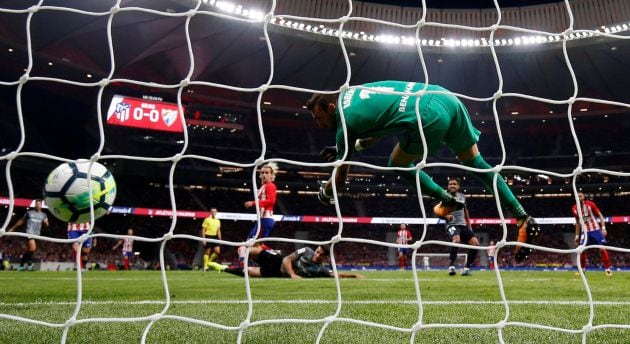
[
  {"x1": 208, "y1": 245, "x2": 363, "y2": 279},
  {"x1": 308, "y1": 80, "x2": 539, "y2": 262}
]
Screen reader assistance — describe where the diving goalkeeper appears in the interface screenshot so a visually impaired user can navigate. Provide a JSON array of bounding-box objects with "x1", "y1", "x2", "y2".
[{"x1": 308, "y1": 80, "x2": 539, "y2": 262}]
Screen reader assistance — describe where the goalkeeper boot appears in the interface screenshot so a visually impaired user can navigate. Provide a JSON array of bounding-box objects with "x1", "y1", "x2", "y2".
[
  {"x1": 514, "y1": 216, "x2": 540, "y2": 262},
  {"x1": 448, "y1": 266, "x2": 456, "y2": 276}
]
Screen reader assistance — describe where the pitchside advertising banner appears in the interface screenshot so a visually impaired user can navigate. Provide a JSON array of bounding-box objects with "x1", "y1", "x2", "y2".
[
  {"x1": 106, "y1": 95, "x2": 184, "y2": 133},
  {"x1": 3, "y1": 197, "x2": 630, "y2": 224}
]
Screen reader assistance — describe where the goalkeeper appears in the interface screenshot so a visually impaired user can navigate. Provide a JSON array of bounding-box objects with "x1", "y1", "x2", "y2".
[
  {"x1": 307, "y1": 80, "x2": 538, "y2": 262},
  {"x1": 207, "y1": 245, "x2": 363, "y2": 279}
]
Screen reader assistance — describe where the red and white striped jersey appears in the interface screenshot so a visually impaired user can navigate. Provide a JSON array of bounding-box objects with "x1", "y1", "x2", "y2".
[
  {"x1": 256, "y1": 182, "x2": 277, "y2": 218},
  {"x1": 67, "y1": 222, "x2": 91, "y2": 232},
  {"x1": 396, "y1": 229, "x2": 412, "y2": 245},
  {"x1": 572, "y1": 200, "x2": 603, "y2": 232},
  {"x1": 121, "y1": 238, "x2": 134, "y2": 254}
]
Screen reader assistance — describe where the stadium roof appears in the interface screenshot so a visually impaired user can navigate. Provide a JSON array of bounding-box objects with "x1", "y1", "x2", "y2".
[{"x1": 0, "y1": 0, "x2": 629, "y2": 163}]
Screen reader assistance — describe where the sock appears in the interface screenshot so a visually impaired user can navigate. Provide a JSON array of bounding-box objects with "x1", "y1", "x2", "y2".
[
  {"x1": 580, "y1": 253, "x2": 587, "y2": 269},
  {"x1": 26, "y1": 251, "x2": 34, "y2": 266},
  {"x1": 203, "y1": 254, "x2": 209, "y2": 268},
  {"x1": 449, "y1": 246, "x2": 458, "y2": 266},
  {"x1": 81, "y1": 255, "x2": 88, "y2": 269},
  {"x1": 209, "y1": 252, "x2": 218, "y2": 262},
  {"x1": 600, "y1": 249, "x2": 611, "y2": 269},
  {"x1": 398, "y1": 255, "x2": 405, "y2": 269},
  {"x1": 466, "y1": 249, "x2": 478, "y2": 269},
  {"x1": 21, "y1": 251, "x2": 34, "y2": 266},
  {"x1": 388, "y1": 157, "x2": 452, "y2": 202},
  {"x1": 20, "y1": 251, "x2": 28, "y2": 266},
  {"x1": 463, "y1": 154, "x2": 527, "y2": 218},
  {"x1": 225, "y1": 267, "x2": 244, "y2": 277}
]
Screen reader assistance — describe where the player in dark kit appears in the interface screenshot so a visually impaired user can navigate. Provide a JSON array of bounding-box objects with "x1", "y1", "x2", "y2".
[
  {"x1": 209, "y1": 245, "x2": 363, "y2": 279},
  {"x1": 442, "y1": 178, "x2": 479, "y2": 276},
  {"x1": 7, "y1": 199, "x2": 49, "y2": 271}
]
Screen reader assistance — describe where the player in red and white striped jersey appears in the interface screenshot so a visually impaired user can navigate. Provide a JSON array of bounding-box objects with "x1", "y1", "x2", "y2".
[
  {"x1": 396, "y1": 224, "x2": 413, "y2": 270},
  {"x1": 112, "y1": 228, "x2": 134, "y2": 270},
  {"x1": 239, "y1": 162, "x2": 278, "y2": 264},
  {"x1": 571, "y1": 193, "x2": 611, "y2": 276}
]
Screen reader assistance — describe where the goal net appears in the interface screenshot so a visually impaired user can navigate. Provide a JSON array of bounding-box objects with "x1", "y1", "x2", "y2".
[{"x1": 1, "y1": 0, "x2": 630, "y2": 343}]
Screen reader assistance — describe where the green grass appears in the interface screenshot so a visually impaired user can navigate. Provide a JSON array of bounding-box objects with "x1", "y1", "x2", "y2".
[{"x1": 1, "y1": 270, "x2": 629, "y2": 343}]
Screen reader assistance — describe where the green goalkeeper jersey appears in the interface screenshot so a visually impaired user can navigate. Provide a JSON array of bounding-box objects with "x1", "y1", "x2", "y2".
[{"x1": 334, "y1": 80, "x2": 480, "y2": 160}]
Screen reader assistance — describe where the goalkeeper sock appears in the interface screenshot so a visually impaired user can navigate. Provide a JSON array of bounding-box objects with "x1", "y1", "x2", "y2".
[
  {"x1": 209, "y1": 252, "x2": 218, "y2": 262},
  {"x1": 203, "y1": 254, "x2": 209, "y2": 269},
  {"x1": 463, "y1": 154, "x2": 527, "y2": 218},
  {"x1": 449, "y1": 246, "x2": 458, "y2": 266},
  {"x1": 388, "y1": 157, "x2": 452, "y2": 203}
]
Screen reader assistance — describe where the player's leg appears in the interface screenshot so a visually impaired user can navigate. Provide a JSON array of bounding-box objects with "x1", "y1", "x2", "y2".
[
  {"x1": 461, "y1": 233, "x2": 479, "y2": 276},
  {"x1": 389, "y1": 144, "x2": 458, "y2": 207},
  {"x1": 591, "y1": 231, "x2": 612, "y2": 276},
  {"x1": 577, "y1": 232, "x2": 588, "y2": 271},
  {"x1": 20, "y1": 239, "x2": 36, "y2": 270},
  {"x1": 448, "y1": 228, "x2": 460, "y2": 276},
  {"x1": 81, "y1": 239, "x2": 92, "y2": 271},
  {"x1": 397, "y1": 250, "x2": 406, "y2": 270},
  {"x1": 222, "y1": 265, "x2": 263, "y2": 277},
  {"x1": 240, "y1": 224, "x2": 260, "y2": 265},
  {"x1": 258, "y1": 219, "x2": 275, "y2": 251},
  {"x1": 203, "y1": 247, "x2": 211, "y2": 271},
  {"x1": 209, "y1": 245, "x2": 220, "y2": 263},
  {"x1": 440, "y1": 96, "x2": 539, "y2": 262},
  {"x1": 600, "y1": 248, "x2": 612, "y2": 276},
  {"x1": 456, "y1": 145, "x2": 539, "y2": 262}
]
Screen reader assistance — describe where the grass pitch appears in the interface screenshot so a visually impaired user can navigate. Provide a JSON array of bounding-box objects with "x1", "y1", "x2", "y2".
[{"x1": 0, "y1": 269, "x2": 628, "y2": 343}]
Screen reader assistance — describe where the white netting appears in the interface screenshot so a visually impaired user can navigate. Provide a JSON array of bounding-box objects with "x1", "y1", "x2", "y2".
[{"x1": 1, "y1": 0, "x2": 630, "y2": 343}]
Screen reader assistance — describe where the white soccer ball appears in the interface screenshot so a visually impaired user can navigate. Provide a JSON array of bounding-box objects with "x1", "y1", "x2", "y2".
[{"x1": 44, "y1": 160, "x2": 117, "y2": 223}]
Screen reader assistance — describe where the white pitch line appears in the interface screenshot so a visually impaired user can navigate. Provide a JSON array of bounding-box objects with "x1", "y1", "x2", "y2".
[{"x1": 1, "y1": 300, "x2": 630, "y2": 307}]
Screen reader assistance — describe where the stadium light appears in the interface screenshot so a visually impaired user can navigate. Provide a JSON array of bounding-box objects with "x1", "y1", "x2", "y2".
[{"x1": 201, "y1": 0, "x2": 630, "y2": 47}]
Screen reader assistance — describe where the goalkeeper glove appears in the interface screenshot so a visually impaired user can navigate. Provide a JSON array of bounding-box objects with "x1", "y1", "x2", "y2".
[
  {"x1": 319, "y1": 146, "x2": 337, "y2": 162},
  {"x1": 317, "y1": 182, "x2": 335, "y2": 205}
]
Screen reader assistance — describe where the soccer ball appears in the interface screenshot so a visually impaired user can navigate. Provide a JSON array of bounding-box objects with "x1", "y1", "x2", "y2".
[
  {"x1": 44, "y1": 160, "x2": 117, "y2": 223},
  {"x1": 433, "y1": 202, "x2": 450, "y2": 218}
]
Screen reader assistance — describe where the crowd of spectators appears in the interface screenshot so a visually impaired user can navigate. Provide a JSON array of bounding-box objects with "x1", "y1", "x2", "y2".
[
  {"x1": 1, "y1": 107, "x2": 629, "y2": 271},
  {"x1": 2, "y1": 191, "x2": 628, "y2": 270}
]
